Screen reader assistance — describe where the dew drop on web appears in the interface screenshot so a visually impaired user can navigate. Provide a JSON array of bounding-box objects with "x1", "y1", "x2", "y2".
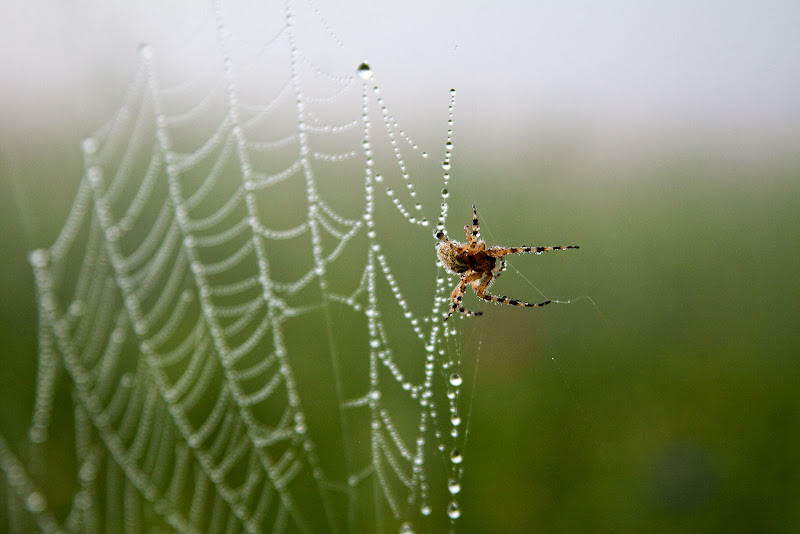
[
  {"x1": 29, "y1": 249, "x2": 49, "y2": 268},
  {"x1": 357, "y1": 62, "x2": 373, "y2": 80},
  {"x1": 25, "y1": 492, "x2": 46, "y2": 513},
  {"x1": 448, "y1": 478, "x2": 461, "y2": 494},
  {"x1": 447, "y1": 501, "x2": 461, "y2": 519}
]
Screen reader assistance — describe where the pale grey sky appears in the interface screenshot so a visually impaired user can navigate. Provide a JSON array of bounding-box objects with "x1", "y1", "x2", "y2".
[{"x1": 1, "y1": 0, "x2": 798, "y2": 154}]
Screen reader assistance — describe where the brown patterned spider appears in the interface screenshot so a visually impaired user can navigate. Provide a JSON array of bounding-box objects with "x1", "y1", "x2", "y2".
[{"x1": 435, "y1": 205, "x2": 579, "y2": 321}]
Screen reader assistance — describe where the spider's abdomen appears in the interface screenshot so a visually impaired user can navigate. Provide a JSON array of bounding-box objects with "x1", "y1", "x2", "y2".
[{"x1": 437, "y1": 243, "x2": 469, "y2": 274}]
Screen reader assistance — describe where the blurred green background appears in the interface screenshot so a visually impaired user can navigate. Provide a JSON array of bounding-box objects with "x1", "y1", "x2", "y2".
[
  {"x1": 2, "y1": 1, "x2": 800, "y2": 532},
  {"x1": 448, "y1": 156, "x2": 800, "y2": 532},
  {"x1": 2, "y1": 145, "x2": 798, "y2": 532}
]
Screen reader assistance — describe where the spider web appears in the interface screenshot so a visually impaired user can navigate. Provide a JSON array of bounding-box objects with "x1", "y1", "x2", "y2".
[{"x1": 2, "y1": 1, "x2": 471, "y2": 532}]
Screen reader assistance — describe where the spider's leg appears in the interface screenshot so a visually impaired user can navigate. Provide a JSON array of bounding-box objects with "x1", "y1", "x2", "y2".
[
  {"x1": 488, "y1": 245, "x2": 579, "y2": 257},
  {"x1": 474, "y1": 272, "x2": 551, "y2": 309},
  {"x1": 444, "y1": 272, "x2": 483, "y2": 321},
  {"x1": 472, "y1": 204, "x2": 480, "y2": 240},
  {"x1": 444, "y1": 277, "x2": 468, "y2": 321},
  {"x1": 435, "y1": 230, "x2": 469, "y2": 254},
  {"x1": 472, "y1": 271, "x2": 495, "y2": 297},
  {"x1": 455, "y1": 304, "x2": 482, "y2": 319},
  {"x1": 465, "y1": 204, "x2": 479, "y2": 243},
  {"x1": 492, "y1": 256, "x2": 506, "y2": 282},
  {"x1": 466, "y1": 204, "x2": 485, "y2": 252}
]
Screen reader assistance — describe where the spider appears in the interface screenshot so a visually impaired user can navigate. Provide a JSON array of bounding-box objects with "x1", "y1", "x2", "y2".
[{"x1": 435, "y1": 205, "x2": 579, "y2": 321}]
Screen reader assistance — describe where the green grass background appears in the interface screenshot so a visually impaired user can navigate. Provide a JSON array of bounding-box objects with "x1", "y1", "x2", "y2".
[{"x1": 1, "y1": 139, "x2": 798, "y2": 532}]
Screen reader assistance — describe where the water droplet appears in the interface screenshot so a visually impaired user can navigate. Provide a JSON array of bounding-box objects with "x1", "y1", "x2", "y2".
[
  {"x1": 449, "y1": 373, "x2": 462, "y2": 387},
  {"x1": 369, "y1": 338, "x2": 380, "y2": 349},
  {"x1": 79, "y1": 462, "x2": 96, "y2": 482},
  {"x1": 82, "y1": 137, "x2": 98, "y2": 155},
  {"x1": 442, "y1": 161, "x2": 451, "y2": 170},
  {"x1": 294, "y1": 412, "x2": 307, "y2": 434},
  {"x1": 441, "y1": 188, "x2": 449, "y2": 198},
  {"x1": 120, "y1": 373, "x2": 134, "y2": 388},
  {"x1": 105, "y1": 226, "x2": 120, "y2": 242},
  {"x1": 68, "y1": 300, "x2": 84, "y2": 316},
  {"x1": 29, "y1": 249, "x2": 49, "y2": 268},
  {"x1": 451, "y1": 414, "x2": 461, "y2": 426},
  {"x1": 357, "y1": 62, "x2": 373, "y2": 80},
  {"x1": 420, "y1": 504, "x2": 431, "y2": 516},
  {"x1": 87, "y1": 166, "x2": 102, "y2": 186},
  {"x1": 448, "y1": 479, "x2": 461, "y2": 494},
  {"x1": 447, "y1": 501, "x2": 461, "y2": 519},
  {"x1": 399, "y1": 522, "x2": 413, "y2": 534},
  {"x1": 445, "y1": 142, "x2": 453, "y2": 150},
  {"x1": 26, "y1": 492, "x2": 46, "y2": 513},
  {"x1": 29, "y1": 428, "x2": 46, "y2": 443},
  {"x1": 450, "y1": 449, "x2": 462, "y2": 464},
  {"x1": 450, "y1": 88, "x2": 457, "y2": 96},
  {"x1": 138, "y1": 43, "x2": 153, "y2": 59}
]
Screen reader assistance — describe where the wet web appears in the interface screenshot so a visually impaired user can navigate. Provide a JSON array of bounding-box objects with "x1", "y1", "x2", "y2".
[{"x1": 1, "y1": 1, "x2": 475, "y2": 532}]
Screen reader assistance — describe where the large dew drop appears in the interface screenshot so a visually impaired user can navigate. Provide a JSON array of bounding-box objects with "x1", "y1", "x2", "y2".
[
  {"x1": 29, "y1": 249, "x2": 49, "y2": 268},
  {"x1": 357, "y1": 62, "x2": 373, "y2": 80},
  {"x1": 82, "y1": 137, "x2": 98, "y2": 155},
  {"x1": 447, "y1": 501, "x2": 461, "y2": 519},
  {"x1": 26, "y1": 492, "x2": 46, "y2": 513}
]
